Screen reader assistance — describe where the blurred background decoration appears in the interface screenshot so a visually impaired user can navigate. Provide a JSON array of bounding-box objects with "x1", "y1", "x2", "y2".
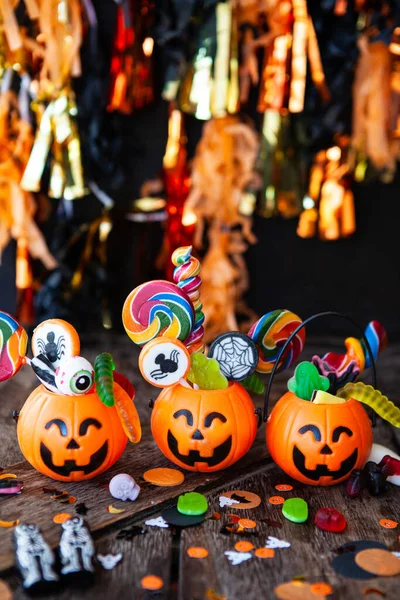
[{"x1": 0, "y1": 0, "x2": 400, "y2": 340}]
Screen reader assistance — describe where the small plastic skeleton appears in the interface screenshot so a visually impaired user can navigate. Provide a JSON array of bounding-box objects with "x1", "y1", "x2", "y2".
[
  {"x1": 150, "y1": 350, "x2": 179, "y2": 380},
  {"x1": 59, "y1": 516, "x2": 95, "y2": 574},
  {"x1": 36, "y1": 332, "x2": 66, "y2": 364},
  {"x1": 14, "y1": 523, "x2": 59, "y2": 589}
]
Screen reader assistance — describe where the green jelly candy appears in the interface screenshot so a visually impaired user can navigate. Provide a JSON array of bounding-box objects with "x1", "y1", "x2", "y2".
[
  {"x1": 288, "y1": 361, "x2": 330, "y2": 401},
  {"x1": 187, "y1": 353, "x2": 228, "y2": 390},
  {"x1": 177, "y1": 492, "x2": 208, "y2": 516},
  {"x1": 282, "y1": 498, "x2": 308, "y2": 523}
]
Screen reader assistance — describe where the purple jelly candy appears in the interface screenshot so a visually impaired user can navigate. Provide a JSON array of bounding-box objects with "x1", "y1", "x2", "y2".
[{"x1": 314, "y1": 507, "x2": 347, "y2": 533}]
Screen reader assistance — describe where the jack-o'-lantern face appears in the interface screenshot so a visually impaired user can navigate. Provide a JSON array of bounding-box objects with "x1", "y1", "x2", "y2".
[
  {"x1": 266, "y1": 392, "x2": 373, "y2": 486},
  {"x1": 17, "y1": 384, "x2": 129, "y2": 482},
  {"x1": 151, "y1": 383, "x2": 258, "y2": 472}
]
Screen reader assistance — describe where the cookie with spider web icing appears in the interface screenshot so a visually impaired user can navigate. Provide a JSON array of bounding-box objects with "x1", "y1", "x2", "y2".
[
  {"x1": 139, "y1": 338, "x2": 190, "y2": 388},
  {"x1": 208, "y1": 333, "x2": 258, "y2": 382}
]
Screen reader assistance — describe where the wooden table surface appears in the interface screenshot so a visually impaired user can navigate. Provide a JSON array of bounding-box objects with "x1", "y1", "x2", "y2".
[{"x1": 1, "y1": 332, "x2": 400, "y2": 599}]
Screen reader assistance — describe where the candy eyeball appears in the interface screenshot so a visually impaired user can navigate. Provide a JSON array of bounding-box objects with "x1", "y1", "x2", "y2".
[{"x1": 55, "y1": 356, "x2": 94, "y2": 396}]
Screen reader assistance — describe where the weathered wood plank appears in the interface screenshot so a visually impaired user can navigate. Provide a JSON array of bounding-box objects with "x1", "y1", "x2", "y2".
[
  {"x1": 179, "y1": 469, "x2": 400, "y2": 600},
  {"x1": 6, "y1": 526, "x2": 172, "y2": 600}
]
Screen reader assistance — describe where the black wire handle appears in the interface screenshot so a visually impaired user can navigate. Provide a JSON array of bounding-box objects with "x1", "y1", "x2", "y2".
[{"x1": 263, "y1": 311, "x2": 378, "y2": 425}]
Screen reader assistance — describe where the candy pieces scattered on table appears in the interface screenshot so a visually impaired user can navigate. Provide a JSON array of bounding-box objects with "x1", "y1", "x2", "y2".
[
  {"x1": 0, "y1": 479, "x2": 23, "y2": 495},
  {"x1": 368, "y1": 443, "x2": 400, "y2": 486},
  {"x1": 282, "y1": 498, "x2": 308, "y2": 523},
  {"x1": 97, "y1": 553, "x2": 122, "y2": 570},
  {"x1": 143, "y1": 468, "x2": 185, "y2": 486},
  {"x1": 187, "y1": 352, "x2": 228, "y2": 390},
  {"x1": 14, "y1": 523, "x2": 59, "y2": 591},
  {"x1": 332, "y1": 540, "x2": 387, "y2": 579},
  {"x1": 187, "y1": 547, "x2": 209, "y2": 559},
  {"x1": 288, "y1": 362, "x2": 330, "y2": 401},
  {"x1": 355, "y1": 549, "x2": 400, "y2": 576},
  {"x1": 208, "y1": 333, "x2": 258, "y2": 381},
  {"x1": 314, "y1": 507, "x2": 346, "y2": 532},
  {"x1": 177, "y1": 492, "x2": 208, "y2": 515},
  {"x1": 139, "y1": 338, "x2": 190, "y2": 387},
  {"x1": 109, "y1": 474, "x2": 140, "y2": 501},
  {"x1": 218, "y1": 490, "x2": 261, "y2": 509}
]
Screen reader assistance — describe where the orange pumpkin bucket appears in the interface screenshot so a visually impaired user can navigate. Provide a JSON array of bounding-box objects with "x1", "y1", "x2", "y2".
[
  {"x1": 264, "y1": 312, "x2": 377, "y2": 486},
  {"x1": 151, "y1": 381, "x2": 259, "y2": 472},
  {"x1": 17, "y1": 382, "x2": 133, "y2": 482}
]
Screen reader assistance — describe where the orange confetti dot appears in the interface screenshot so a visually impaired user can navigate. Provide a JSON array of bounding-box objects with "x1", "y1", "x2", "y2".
[
  {"x1": 143, "y1": 467, "x2": 184, "y2": 486},
  {"x1": 0, "y1": 519, "x2": 20, "y2": 528},
  {"x1": 235, "y1": 541, "x2": 254, "y2": 553},
  {"x1": 141, "y1": 575, "x2": 163, "y2": 590},
  {"x1": 255, "y1": 548, "x2": 275, "y2": 559},
  {"x1": 379, "y1": 519, "x2": 398, "y2": 529},
  {"x1": 0, "y1": 473, "x2": 17, "y2": 480},
  {"x1": 310, "y1": 582, "x2": 333, "y2": 596},
  {"x1": 187, "y1": 547, "x2": 209, "y2": 559},
  {"x1": 68, "y1": 496, "x2": 77, "y2": 504},
  {"x1": 269, "y1": 496, "x2": 285, "y2": 505},
  {"x1": 275, "y1": 484, "x2": 293, "y2": 492},
  {"x1": 53, "y1": 513, "x2": 72, "y2": 524},
  {"x1": 238, "y1": 519, "x2": 257, "y2": 529}
]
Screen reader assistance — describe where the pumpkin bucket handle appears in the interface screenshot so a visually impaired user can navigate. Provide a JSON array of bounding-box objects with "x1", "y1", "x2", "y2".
[{"x1": 263, "y1": 311, "x2": 378, "y2": 424}]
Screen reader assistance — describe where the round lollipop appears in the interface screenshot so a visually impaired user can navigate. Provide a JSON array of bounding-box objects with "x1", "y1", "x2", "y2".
[
  {"x1": 139, "y1": 338, "x2": 190, "y2": 387},
  {"x1": 32, "y1": 319, "x2": 80, "y2": 369},
  {"x1": 122, "y1": 280, "x2": 194, "y2": 347},
  {"x1": 0, "y1": 312, "x2": 27, "y2": 382},
  {"x1": 248, "y1": 309, "x2": 305, "y2": 374}
]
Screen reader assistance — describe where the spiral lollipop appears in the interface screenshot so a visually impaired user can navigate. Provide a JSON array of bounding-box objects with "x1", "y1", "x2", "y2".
[
  {"x1": 172, "y1": 246, "x2": 205, "y2": 353},
  {"x1": 0, "y1": 312, "x2": 27, "y2": 382},
  {"x1": 248, "y1": 309, "x2": 305, "y2": 374},
  {"x1": 122, "y1": 280, "x2": 195, "y2": 347}
]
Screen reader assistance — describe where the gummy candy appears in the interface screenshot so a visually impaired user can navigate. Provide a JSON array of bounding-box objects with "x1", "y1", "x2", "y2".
[
  {"x1": 288, "y1": 362, "x2": 330, "y2": 401},
  {"x1": 282, "y1": 498, "x2": 308, "y2": 523},
  {"x1": 177, "y1": 492, "x2": 208, "y2": 516},
  {"x1": 314, "y1": 507, "x2": 347, "y2": 532},
  {"x1": 188, "y1": 353, "x2": 228, "y2": 390}
]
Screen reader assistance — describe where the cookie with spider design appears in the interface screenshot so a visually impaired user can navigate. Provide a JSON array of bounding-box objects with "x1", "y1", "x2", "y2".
[
  {"x1": 139, "y1": 338, "x2": 190, "y2": 388},
  {"x1": 32, "y1": 320, "x2": 80, "y2": 369}
]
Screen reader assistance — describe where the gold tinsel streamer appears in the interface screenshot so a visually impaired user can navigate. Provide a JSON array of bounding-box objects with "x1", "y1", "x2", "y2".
[{"x1": 20, "y1": 0, "x2": 87, "y2": 200}]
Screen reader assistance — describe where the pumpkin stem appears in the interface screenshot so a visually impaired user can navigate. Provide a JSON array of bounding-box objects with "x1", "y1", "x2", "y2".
[{"x1": 337, "y1": 382, "x2": 400, "y2": 427}]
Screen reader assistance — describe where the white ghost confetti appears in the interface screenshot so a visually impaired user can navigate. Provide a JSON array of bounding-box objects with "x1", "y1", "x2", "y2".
[
  {"x1": 144, "y1": 517, "x2": 169, "y2": 529},
  {"x1": 97, "y1": 553, "x2": 123, "y2": 570},
  {"x1": 265, "y1": 536, "x2": 291, "y2": 549},
  {"x1": 393, "y1": 552, "x2": 400, "y2": 558},
  {"x1": 224, "y1": 551, "x2": 252, "y2": 565},
  {"x1": 219, "y1": 496, "x2": 240, "y2": 508}
]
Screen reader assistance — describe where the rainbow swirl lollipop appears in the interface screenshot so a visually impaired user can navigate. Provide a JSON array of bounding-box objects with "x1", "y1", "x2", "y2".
[
  {"x1": 0, "y1": 312, "x2": 28, "y2": 382},
  {"x1": 248, "y1": 309, "x2": 305, "y2": 374},
  {"x1": 172, "y1": 246, "x2": 205, "y2": 353},
  {"x1": 122, "y1": 280, "x2": 195, "y2": 347}
]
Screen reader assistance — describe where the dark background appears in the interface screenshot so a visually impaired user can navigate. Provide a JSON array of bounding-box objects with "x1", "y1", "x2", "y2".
[{"x1": 0, "y1": 0, "x2": 399, "y2": 342}]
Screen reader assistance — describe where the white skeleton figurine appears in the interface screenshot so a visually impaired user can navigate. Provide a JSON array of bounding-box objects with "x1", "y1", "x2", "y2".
[
  {"x1": 14, "y1": 523, "x2": 58, "y2": 589},
  {"x1": 59, "y1": 516, "x2": 95, "y2": 574}
]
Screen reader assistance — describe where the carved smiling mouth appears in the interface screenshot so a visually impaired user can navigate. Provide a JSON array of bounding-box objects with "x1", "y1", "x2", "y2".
[
  {"x1": 167, "y1": 430, "x2": 232, "y2": 467},
  {"x1": 40, "y1": 441, "x2": 108, "y2": 476},
  {"x1": 293, "y1": 446, "x2": 358, "y2": 481}
]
